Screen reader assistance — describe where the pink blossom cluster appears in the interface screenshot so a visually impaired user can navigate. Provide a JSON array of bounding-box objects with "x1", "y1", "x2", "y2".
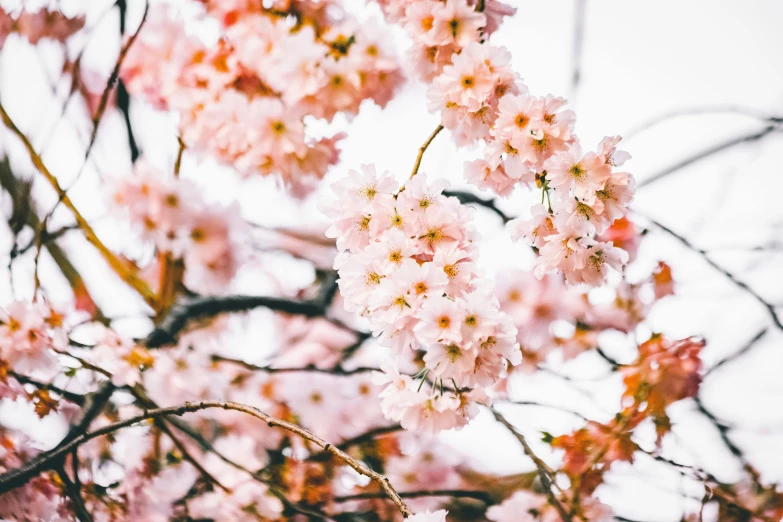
[
  {"x1": 321, "y1": 166, "x2": 521, "y2": 433},
  {"x1": 0, "y1": 301, "x2": 62, "y2": 375},
  {"x1": 416, "y1": 38, "x2": 636, "y2": 285},
  {"x1": 122, "y1": 3, "x2": 403, "y2": 193},
  {"x1": 487, "y1": 490, "x2": 613, "y2": 522},
  {"x1": 0, "y1": 7, "x2": 85, "y2": 49},
  {"x1": 372, "y1": 0, "x2": 516, "y2": 81},
  {"x1": 495, "y1": 251, "x2": 675, "y2": 373},
  {"x1": 0, "y1": 432, "x2": 71, "y2": 521},
  {"x1": 108, "y1": 162, "x2": 246, "y2": 293}
]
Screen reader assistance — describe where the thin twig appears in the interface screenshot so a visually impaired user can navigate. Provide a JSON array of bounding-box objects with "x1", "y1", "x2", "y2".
[
  {"x1": 643, "y1": 216, "x2": 782, "y2": 330},
  {"x1": 334, "y1": 489, "x2": 492, "y2": 504},
  {"x1": 153, "y1": 419, "x2": 229, "y2": 492},
  {"x1": 410, "y1": 125, "x2": 444, "y2": 179},
  {"x1": 0, "y1": 102, "x2": 157, "y2": 306},
  {"x1": 637, "y1": 125, "x2": 780, "y2": 188},
  {"x1": 705, "y1": 328, "x2": 768, "y2": 376},
  {"x1": 0, "y1": 400, "x2": 413, "y2": 517},
  {"x1": 625, "y1": 105, "x2": 783, "y2": 140},
  {"x1": 491, "y1": 408, "x2": 572, "y2": 521}
]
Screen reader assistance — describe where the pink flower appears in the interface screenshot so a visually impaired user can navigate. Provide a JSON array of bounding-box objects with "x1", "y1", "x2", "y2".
[
  {"x1": 564, "y1": 239, "x2": 629, "y2": 287},
  {"x1": 492, "y1": 92, "x2": 540, "y2": 143},
  {"x1": 433, "y1": 47, "x2": 496, "y2": 112},
  {"x1": 431, "y1": 0, "x2": 485, "y2": 47},
  {"x1": 0, "y1": 301, "x2": 59, "y2": 374},
  {"x1": 416, "y1": 297, "x2": 463, "y2": 344},
  {"x1": 464, "y1": 158, "x2": 517, "y2": 197},
  {"x1": 534, "y1": 232, "x2": 591, "y2": 280},
  {"x1": 506, "y1": 204, "x2": 556, "y2": 249},
  {"x1": 545, "y1": 143, "x2": 611, "y2": 202}
]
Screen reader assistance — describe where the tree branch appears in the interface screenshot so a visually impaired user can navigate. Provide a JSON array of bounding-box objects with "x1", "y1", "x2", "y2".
[
  {"x1": 0, "y1": 400, "x2": 413, "y2": 517},
  {"x1": 705, "y1": 328, "x2": 768, "y2": 376},
  {"x1": 410, "y1": 125, "x2": 444, "y2": 179},
  {"x1": 490, "y1": 408, "x2": 572, "y2": 521},
  {"x1": 643, "y1": 216, "x2": 782, "y2": 330},
  {"x1": 637, "y1": 125, "x2": 781, "y2": 189},
  {"x1": 334, "y1": 489, "x2": 492, "y2": 504},
  {"x1": 0, "y1": 102, "x2": 157, "y2": 307},
  {"x1": 443, "y1": 190, "x2": 511, "y2": 222}
]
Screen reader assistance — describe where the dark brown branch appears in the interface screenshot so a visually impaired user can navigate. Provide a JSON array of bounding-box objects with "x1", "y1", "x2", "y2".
[
  {"x1": 643, "y1": 216, "x2": 782, "y2": 330},
  {"x1": 146, "y1": 295, "x2": 324, "y2": 347},
  {"x1": 336, "y1": 425, "x2": 403, "y2": 451},
  {"x1": 0, "y1": 400, "x2": 413, "y2": 517},
  {"x1": 443, "y1": 190, "x2": 511, "y2": 222},
  {"x1": 56, "y1": 466, "x2": 93, "y2": 522},
  {"x1": 211, "y1": 355, "x2": 378, "y2": 376},
  {"x1": 116, "y1": 0, "x2": 139, "y2": 163},
  {"x1": 84, "y1": 2, "x2": 148, "y2": 161},
  {"x1": 637, "y1": 125, "x2": 781, "y2": 189},
  {"x1": 10, "y1": 372, "x2": 86, "y2": 405}
]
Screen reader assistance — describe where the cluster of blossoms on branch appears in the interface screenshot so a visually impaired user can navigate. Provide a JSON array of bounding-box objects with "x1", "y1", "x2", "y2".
[
  {"x1": 374, "y1": 0, "x2": 515, "y2": 80},
  {"x1": 0, "y1": 6, "x2": 84, "y2": 50},
  {"x1": 108, "y1": 162, "x2": 246, "y2": 294},
  {"x1": 122, "y1": 1, "x2": 403, "y2": 194},
  {"x1": 322, "y1": 167, "x2": 521, "y2": 433}
]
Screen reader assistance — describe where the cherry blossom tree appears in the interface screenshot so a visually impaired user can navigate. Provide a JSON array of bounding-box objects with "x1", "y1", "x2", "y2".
[{"x1": 0, "y1": 1, "x2": 781, "y2": 521}]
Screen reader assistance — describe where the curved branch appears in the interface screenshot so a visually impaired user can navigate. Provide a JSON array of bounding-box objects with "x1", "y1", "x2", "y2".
[
  {"x1": 0, "y1": 400, "x2": 413, "y2": 517},
  {"x1": 0, "y1": 102, "x2": 157, "y2": 307},
  {"x1": 491, "y1": 408, "x2": 572, "y2": 522},
  {"x1": 643, "y1": 216, "x2": 782, "y2": 330},
  {"x1": 410, "y1": 124, "x2": 444, "y2": 179},
  {"x1": 334, "y1": 488, "x2": 492, "y2": 504},
  {"x1": 637, "y1": 125, "x2": 780, "y2": 189},
  {"x1": 443, "y1": 190, "x2": 511, "y2": 223}
]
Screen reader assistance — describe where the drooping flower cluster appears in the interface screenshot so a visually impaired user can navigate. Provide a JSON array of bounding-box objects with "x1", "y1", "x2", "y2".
[
  {"x1": 322, "y1": 165, "x2": 521, "y2": 433},
  {"x1": 122, "y1": 3, "x2": 403, "y2": 193},
  {"x1": 415, "y1": 36, "x2": 636, "y2": 286},
  {"x1": 0, "y1": 6, "x2": 85, "y2": 50},
  {"x1": 108, "y1": 162, "x2": 246, "y2": 293},
  {"x1": 373, "y1": 0, "x2": 516, "y2": 80},
  {"x1": 495, "y1": 252, "x2": 678, "y2": 373}
]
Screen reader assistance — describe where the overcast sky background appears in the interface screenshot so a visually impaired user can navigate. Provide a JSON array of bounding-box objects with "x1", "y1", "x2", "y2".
[{"x1": 1, "y1": 1, "x2": 783, "y2": 521}]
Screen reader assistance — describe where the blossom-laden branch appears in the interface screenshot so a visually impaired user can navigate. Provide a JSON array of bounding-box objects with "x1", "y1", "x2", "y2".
[
  {"x1": 0, "y1": 400, "x2": 414, "y2": 517},
  {"x1": 0, "y1": 102, "x2": 157, "y2": 307}
]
